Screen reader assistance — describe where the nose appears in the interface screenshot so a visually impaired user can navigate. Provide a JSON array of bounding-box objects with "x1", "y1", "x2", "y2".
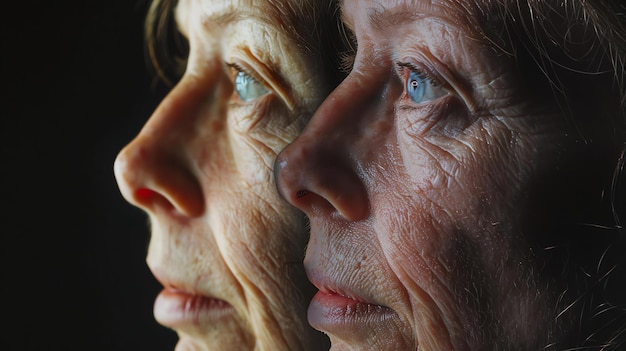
[
  {"x1": 114, "y1": 76, "x2": 208, "y2": 218},
  {"x1": 275, "y1": 71, "x2": 388, "y2": 222}
]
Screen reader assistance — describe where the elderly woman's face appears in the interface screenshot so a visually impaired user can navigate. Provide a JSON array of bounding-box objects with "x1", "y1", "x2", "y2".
[
  {"x1": 276, "y1": 0, "x2": 617, "y2": 349},
  {"x1": 114, "y1": 0, "x2": 332, "y2": 349}
]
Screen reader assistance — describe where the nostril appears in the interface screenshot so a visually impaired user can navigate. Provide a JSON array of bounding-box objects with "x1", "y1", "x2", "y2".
[
  {"x1": 133, "y1": 187, "x2": 185, "y2": 216},
  {"x1": 114, "y1": 139, "x2": 205, "y2": 218},
  {"x1": 274, "y1": 139, "x2": 371, "y2": 222},
  {"x1": 296, "y1": 190, "x2": 311, "y2": 198},
  {"x1": 136, "y1": 188, "x2": 155, "y2": 200}
]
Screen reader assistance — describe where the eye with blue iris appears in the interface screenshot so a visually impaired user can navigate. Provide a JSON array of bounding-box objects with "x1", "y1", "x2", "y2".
[
  {"x1": 233, "y1": 68, "x2": 269, "y2": 102},
  {"x1": 399, "y1": 62, "x2": 447, "y2": 104}
]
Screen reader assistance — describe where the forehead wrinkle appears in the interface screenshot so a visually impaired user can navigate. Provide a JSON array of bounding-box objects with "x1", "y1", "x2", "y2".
[
  {"x1": 367, "y1": 3, "x2": 420, "y2": 33},
  {"x1": 175, "y1": 0, "x2": 271, "y2": 30},
  {"x1": 341, "y1": 0, "x2": 481, "y2": 36},
  {"x1": 198, "y1": 1, "x2": 271, "y2": 29},
  {"x1": 182, "y1": 0, "x2": 331, "y2": 56},
  {"x1": 198, "y1": 0, "x2": 320, "y2": 53}
]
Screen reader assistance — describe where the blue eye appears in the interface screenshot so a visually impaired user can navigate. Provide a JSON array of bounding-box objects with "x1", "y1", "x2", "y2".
[
  {"x1": 407, "y1": 71, "x2": 428, "y2": 103},
  {"x1": 234, "y1": 71, "x2": 269, "y2": 101},
  {"x1": 404, "y1": 66, "x2": 447, "y2": 104}
]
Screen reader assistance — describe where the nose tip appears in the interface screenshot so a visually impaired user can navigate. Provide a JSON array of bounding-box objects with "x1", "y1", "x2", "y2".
[
  {"x1": 274, "y1": 137, "x2": 370, "y2": 222},
  {"x1": 114, "y1": 137, "x2": 205, "y2": 218}
]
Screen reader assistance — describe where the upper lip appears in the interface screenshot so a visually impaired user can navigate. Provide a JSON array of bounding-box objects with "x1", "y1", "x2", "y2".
[
  {"x1": 150, "y1": 265, "x2": 222, "y2": 300},
  {"x1": 306, "y1": 265, "x2": 383, "y2": 306}
]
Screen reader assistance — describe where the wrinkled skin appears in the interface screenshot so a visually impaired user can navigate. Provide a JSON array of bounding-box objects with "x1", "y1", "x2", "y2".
[
  {"x1": 275, "y1": 0, "x2": 622, "y2": 349},
  {"x1": 114, "y1": 0, "x2": 333, "y2": 349}
]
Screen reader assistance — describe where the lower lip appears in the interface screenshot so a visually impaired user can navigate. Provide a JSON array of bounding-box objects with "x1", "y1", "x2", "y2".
[
  {"x1": 153, "y1": 288, "x2": 233, "y2": 328},
  {"x1": 308, "y1": 290, "x2": 395, "y2": 332}
]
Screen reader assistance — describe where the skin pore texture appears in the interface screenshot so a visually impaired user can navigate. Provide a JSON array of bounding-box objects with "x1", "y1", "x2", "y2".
[
  {"x1": 114, "y1": 0, "x2": 339, "y2": 349},
  {"x1": 275, "y1": 0, "x2": 626, "y2": 350}
]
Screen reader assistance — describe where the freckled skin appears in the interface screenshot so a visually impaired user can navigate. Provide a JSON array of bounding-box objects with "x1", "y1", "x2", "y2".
[
  {"x1": 114, "y1": 0, "x2": 336, "y2": 350},
  {"x1": 275, "y1": 0, "x2": 621, "y2": 349}
]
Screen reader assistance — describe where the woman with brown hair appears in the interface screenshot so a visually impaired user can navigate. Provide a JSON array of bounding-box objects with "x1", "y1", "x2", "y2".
[{"x1": 114, "y1": 0, "x2": 344, "y2": 349}]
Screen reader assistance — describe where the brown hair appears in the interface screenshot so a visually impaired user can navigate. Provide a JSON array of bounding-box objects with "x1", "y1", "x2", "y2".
[{"x1": 144, "y1": 0, "x2": 186, "y2": 87}]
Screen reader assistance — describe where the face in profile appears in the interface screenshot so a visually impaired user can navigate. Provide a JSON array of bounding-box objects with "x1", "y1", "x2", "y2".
[
  {"x1": 276, "y1": 0, "x2": 625, "y2": 349},
  {"x1": 114, "y1": 0, "x2": 338, "y2": 349}
]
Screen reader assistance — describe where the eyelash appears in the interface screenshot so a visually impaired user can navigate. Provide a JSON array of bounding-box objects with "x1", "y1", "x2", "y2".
[
  {"x1": 226, "y1": 62, "x2": 270, "y2": 103},
  {"x1": 339, "y1": 26, "x2": 357, "y2": 73},
  {"x1": 396, "y1": 61, "x2": 438, "y2": 87},
  {"x1": 227, "y1": 62, "x2": 256, "y2": 83},
  {"x1": 395, "y1": 61, "x2": 448, "y2": 107}
]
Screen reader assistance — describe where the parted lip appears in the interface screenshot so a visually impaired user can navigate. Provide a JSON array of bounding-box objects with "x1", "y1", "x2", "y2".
[
  {"x1": 151, "y1": 266, "x2": 205, "y2": 296},
  {"x1": 305, "y1": 263, "x2": 398, "y2": 339},
  {"x1": 150, "y1": 267, "x2": 235, "y2": 330},
  {"x1": 305, "y1": 265, "x2": 381, "y2": 307},
  {"x1": 150, "y1": 265, "x2": 233, "y2": 304}
]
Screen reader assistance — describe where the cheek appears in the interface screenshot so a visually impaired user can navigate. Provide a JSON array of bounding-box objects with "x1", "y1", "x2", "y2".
[
  {"x1": 393, "y1": 112, "x2": 545, "y2": 268},
  {"x1": 387, "y1": 116, "x2": 551, "y2": 332},
  {"x1": 192, "y1": 87, "x2": 310, "y2": 280},
  {"x1": 376, "y1": 190, "x2": 464, "y2": 306},
  {"x1": 211, "y1": 179, "x2": 307, "y2": 267},
  {"x1": 396, "y1": 113, "x2": 539, "y2": 222},
  {"x1": 210, "y1": 187, "x2": 311, "y2": 330},
  {"x1": 191, "y1": 110, "x2": 309, "y2": 278}
]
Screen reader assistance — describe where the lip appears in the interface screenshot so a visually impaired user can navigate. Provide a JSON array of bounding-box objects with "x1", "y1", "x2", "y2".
[
  {"x1": 154, "y1": 288, "x2": 234, "y2": 329},
  {"x1": 306, "y1": 271, "x2": 397, "y2": 335},
  {"x1": 150, "y1": 267, "x2": 235, "y2": 330}
]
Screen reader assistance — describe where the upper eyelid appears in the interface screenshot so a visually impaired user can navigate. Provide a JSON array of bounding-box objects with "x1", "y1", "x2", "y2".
[
  {"x1": 395, "y1": 61, "x2": 436, "y2": 84},
  {"x1": 226, "y1": 58, "x2": 296, "y2": 111},
  {"x1": 396, "y1": 61, "x2": 422, "y2": 75},
  {"x1": 226, "y1": 62, "x2": 271, "y2": 98},
  {"x1": 226, "y1": 62, "x2": 262, "y2": 83}
]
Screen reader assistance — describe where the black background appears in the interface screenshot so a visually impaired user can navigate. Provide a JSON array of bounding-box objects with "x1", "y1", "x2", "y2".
[{"x1": 3, "y1": 1, "x2": 178, "y2": 350}]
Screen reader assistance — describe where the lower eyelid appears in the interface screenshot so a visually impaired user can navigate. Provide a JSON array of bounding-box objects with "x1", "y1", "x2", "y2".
[
  {"x1": 398, "y1": 92, "x2": 451, "y2": 110},
  {"x1": 397, "y1": 101, "x2": 444, "y2": 136},
  {"x1": 229, "y1": 91, "x2": 273, "y2": 107},
  {"x1": 397, "y1": 95, "x2": 474, "y2": 137}
]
